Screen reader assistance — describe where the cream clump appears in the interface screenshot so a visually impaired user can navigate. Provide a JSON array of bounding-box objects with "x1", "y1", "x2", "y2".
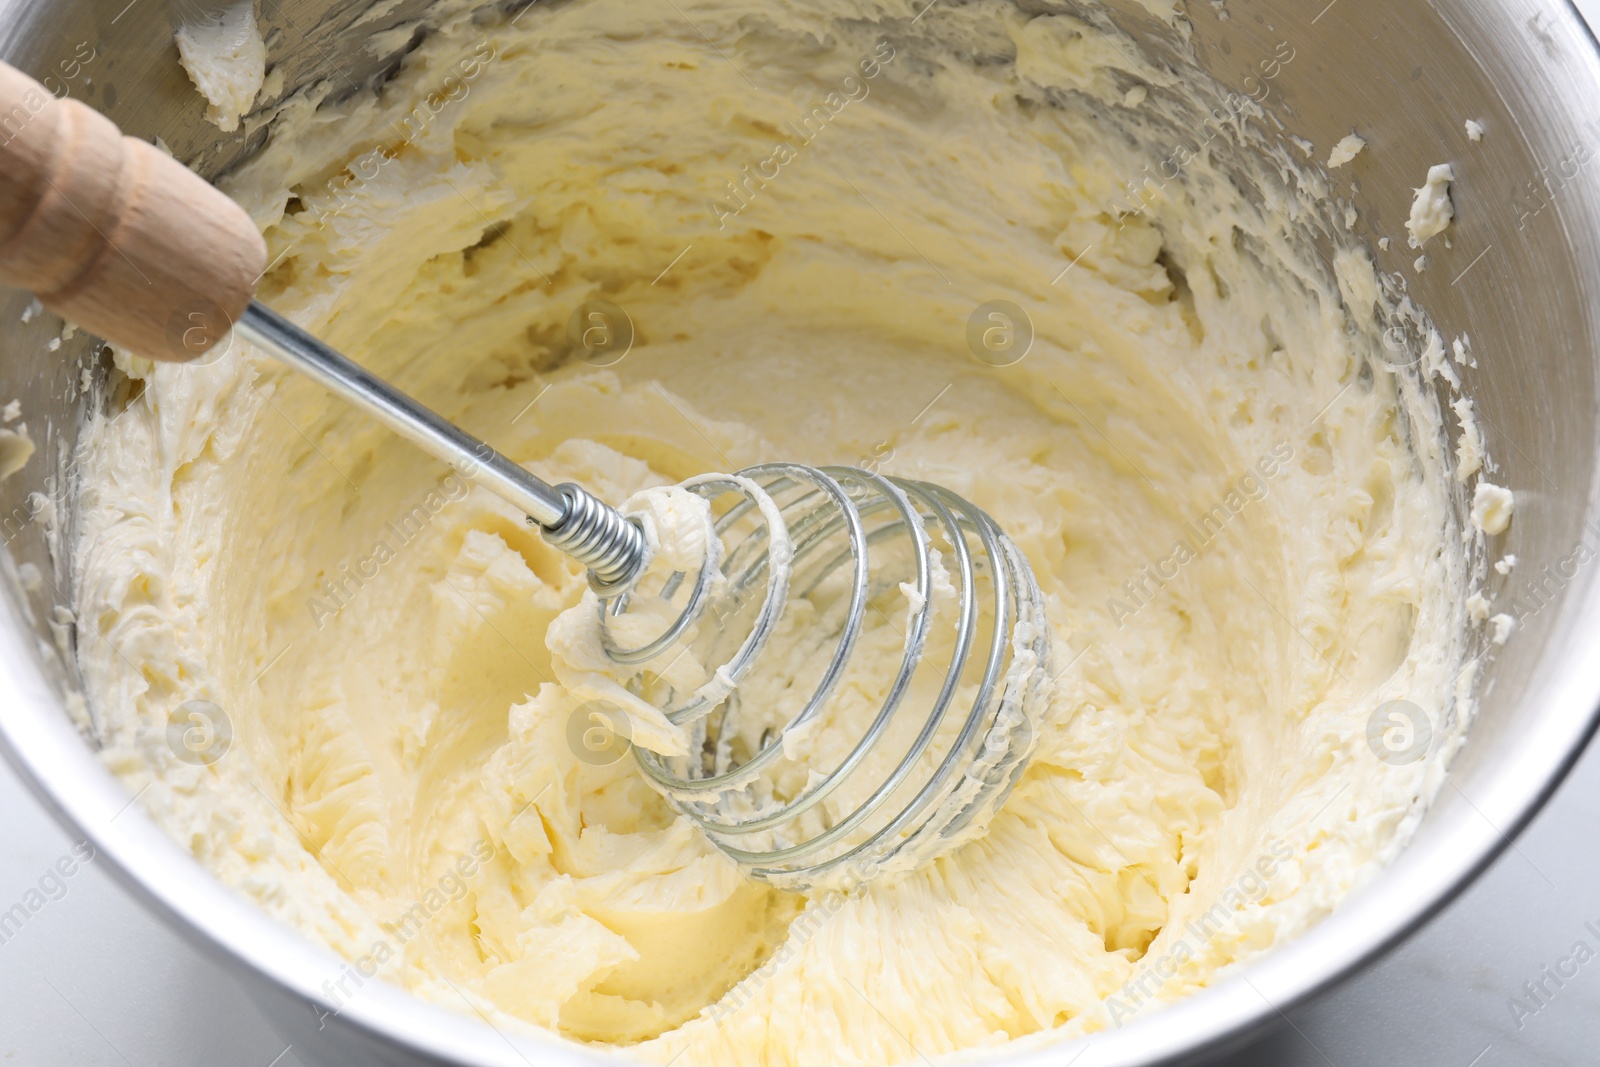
[
  {"x1": 174, "y1": 0, "x2": 266, "y2": 132},
  {"x1": 1407, "y1": 163, "x2": 1456, "y2": 247},
  {"x1": 1327, "y1": 132, "x2": 1365, "y2": 168},
  {"x1": 1473, "y1": 482, "x2": 1515, "y2": 535}
]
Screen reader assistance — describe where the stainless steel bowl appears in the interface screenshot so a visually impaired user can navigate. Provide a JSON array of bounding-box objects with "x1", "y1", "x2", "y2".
[{"x1": 2, "y1": 0, "x2": 1598, "y2": 1064}]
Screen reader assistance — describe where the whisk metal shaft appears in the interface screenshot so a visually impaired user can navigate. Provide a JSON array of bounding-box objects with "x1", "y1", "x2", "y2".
[{"x1": 235, "y1": 302, "x2": 647, "y2": 587}]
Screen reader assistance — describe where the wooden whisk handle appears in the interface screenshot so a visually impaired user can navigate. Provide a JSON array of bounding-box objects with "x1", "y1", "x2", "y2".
[{"x1": 0, "y1": 60, "x2": 266, "y2": 361}]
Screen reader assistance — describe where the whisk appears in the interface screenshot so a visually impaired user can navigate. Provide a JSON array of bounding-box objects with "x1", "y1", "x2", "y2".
[{"x1": 0, "y1": 60, "x2": 1051, "y2": 890}]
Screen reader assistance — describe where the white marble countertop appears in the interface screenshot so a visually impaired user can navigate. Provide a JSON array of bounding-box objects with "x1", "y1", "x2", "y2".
[{"x1": 4, "y1": 2, "x2": 1600, "y2": 1063}]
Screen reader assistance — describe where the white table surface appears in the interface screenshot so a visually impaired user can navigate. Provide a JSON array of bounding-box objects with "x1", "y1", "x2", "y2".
[{"x1": 6, "y1": 3, "x2": 1600, "y2": 1063}]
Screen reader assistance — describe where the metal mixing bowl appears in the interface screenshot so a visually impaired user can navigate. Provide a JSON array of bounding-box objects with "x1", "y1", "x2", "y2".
[{"x1": 2, "y1": 0, "x2": 1598, "y2": 1064}]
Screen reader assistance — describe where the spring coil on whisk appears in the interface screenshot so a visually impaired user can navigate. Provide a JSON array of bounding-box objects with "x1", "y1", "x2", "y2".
[
  {"x1": 542, "y1": 483, "x2": 650, "y2": 592},
  {"x1": 596, "y1": 463, "x2": 1051, "y2": 891}
]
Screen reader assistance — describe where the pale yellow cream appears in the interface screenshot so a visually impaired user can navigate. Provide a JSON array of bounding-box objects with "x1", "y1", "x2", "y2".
[{"x1": 74, "y1": 1, "x2": 1486, "y2": 1063}]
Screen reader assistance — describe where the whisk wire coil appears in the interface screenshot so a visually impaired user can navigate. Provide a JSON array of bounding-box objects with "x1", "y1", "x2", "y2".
[{"x1": 598, "y1": 463, "x2": 1050, "y2": 890}]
